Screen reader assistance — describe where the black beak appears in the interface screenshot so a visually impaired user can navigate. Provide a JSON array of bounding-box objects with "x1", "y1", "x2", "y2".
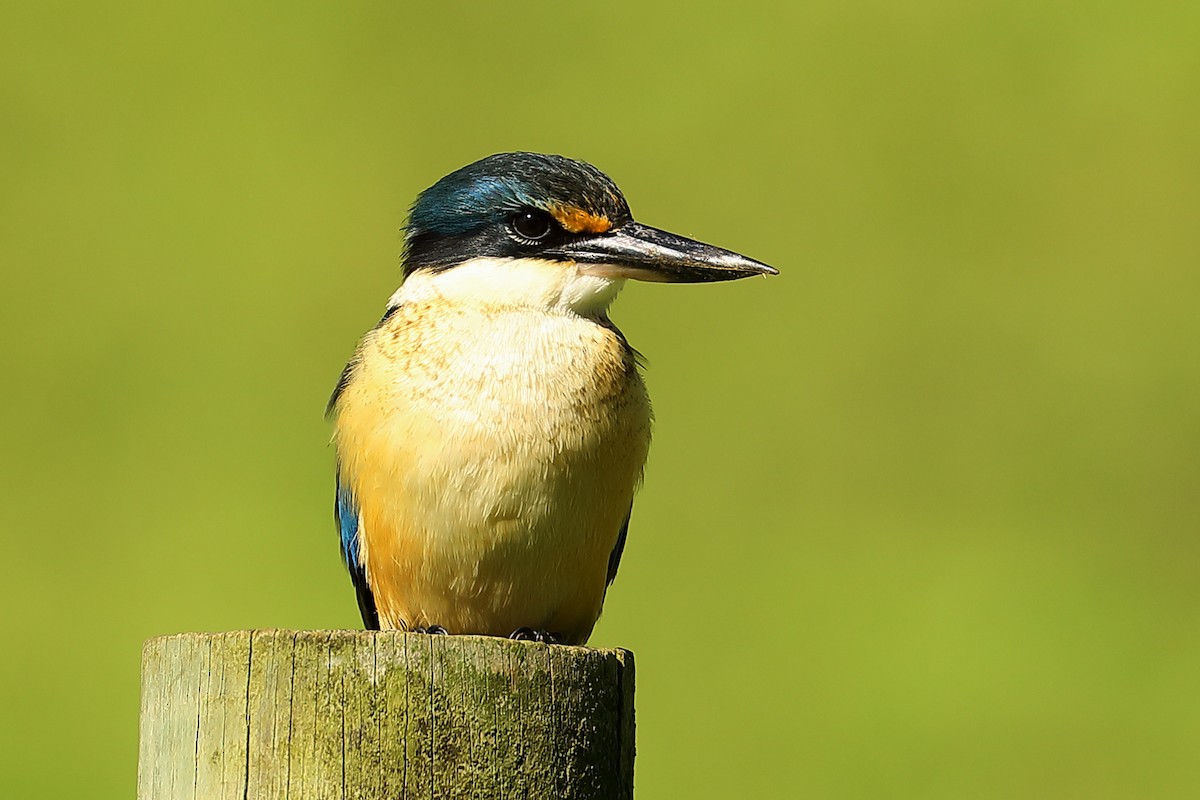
[{"x1": 544, "y1": 221, "x2": 778, "y2": 283}]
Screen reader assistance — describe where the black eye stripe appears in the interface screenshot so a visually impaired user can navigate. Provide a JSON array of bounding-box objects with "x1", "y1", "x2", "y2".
[{"x1": 511, "y1": 209, "x2": 554, "y2": 242}]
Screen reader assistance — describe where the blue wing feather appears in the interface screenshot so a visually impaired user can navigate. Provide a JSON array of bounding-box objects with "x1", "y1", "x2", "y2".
[
  {"x1": 330, "y1": 310, "x2": 400, "y2": 631},
  {"x1": 335, "y1": 473, "x2": 379, "y2": 629}
]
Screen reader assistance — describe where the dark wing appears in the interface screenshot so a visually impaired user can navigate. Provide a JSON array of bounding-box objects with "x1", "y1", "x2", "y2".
[
  {"x1": 326, "y1": 359, "x2": 357, "y2": 418},
  {"x1": 605, "y1": 504, "x2": 634, "y2": 587},
  {"x1": 329, "y1": 304, "x2": 404, "y2": 628},
  {"x1": 326, "y1": 304, "x2": 401, "y2": 418},
  {"x1": 335, "y1": 471, "x2": 379, "y2": 630},
  {"x1": 596, "y1": 313, "x2": 641, "y2": 589}
]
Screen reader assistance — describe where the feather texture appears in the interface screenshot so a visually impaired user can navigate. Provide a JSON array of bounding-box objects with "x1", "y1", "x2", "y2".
[{"x1": 330, "y1": 258, "x2": 651, "y2": 644}]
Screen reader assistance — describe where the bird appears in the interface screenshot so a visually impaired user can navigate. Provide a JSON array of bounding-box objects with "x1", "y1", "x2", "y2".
[{"x1": 328, "y1": 152, "x2": 775, "y2": 645}]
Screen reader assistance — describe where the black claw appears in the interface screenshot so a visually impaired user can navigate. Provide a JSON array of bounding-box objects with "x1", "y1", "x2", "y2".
[
  {"x1": 414, "y1": 625, "x2": 449, "y2": 635},
  {"x1": 510, "y1": 627, "x2": 558, "y2": 644}
]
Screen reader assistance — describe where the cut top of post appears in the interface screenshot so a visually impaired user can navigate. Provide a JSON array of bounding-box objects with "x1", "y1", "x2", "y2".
[{"x1": 137, "y1": 630, "x2": 635, "y2": 800}]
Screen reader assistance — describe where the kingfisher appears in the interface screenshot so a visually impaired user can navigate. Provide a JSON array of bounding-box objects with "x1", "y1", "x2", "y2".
[{"x1": 328, "y1": 152, "x2": 775, "y2": 645}]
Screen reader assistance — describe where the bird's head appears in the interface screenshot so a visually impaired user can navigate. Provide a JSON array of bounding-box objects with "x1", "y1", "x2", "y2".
[{"x1": 400, "y1": 152, "x2": 776, "y2": 312}]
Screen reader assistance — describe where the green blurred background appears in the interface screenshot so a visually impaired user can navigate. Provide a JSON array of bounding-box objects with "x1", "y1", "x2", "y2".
[{"x1": 3, "y1": 2, "x2": 1198, "y2": 797}]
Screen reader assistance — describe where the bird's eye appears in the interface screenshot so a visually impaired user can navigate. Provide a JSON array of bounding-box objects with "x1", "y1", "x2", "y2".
[{"x1": 511, "y1": 209, "x2": 554, "y2": 242}]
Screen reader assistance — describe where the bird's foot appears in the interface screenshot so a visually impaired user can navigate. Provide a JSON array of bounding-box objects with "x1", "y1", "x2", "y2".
[
  {"x1": 509, "y1": 627, "x2": 559, "y2": 644},
  {"x1": 413, "y1": 625, "x2": 449, "y2": 635}
]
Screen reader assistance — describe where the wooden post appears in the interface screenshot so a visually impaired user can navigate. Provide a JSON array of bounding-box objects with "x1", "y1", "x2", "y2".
[{"x1": 137, "y1": 630, "x2": 634, "y2": 799}]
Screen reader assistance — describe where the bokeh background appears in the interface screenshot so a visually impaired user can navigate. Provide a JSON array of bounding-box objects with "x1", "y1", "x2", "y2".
[{"x1": 3, "y1": 2, "x2": 1198, "y2": 797}]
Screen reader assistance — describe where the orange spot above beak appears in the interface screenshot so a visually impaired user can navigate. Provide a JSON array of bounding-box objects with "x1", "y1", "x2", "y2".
[{"x1": 550, "y1": 205, "x2": 612, "y2": 235}]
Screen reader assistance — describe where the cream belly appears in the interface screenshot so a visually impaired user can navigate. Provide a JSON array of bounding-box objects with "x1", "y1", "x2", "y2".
[{"x1": 333, "y1": 270, "x2": 651, "y2": 644}]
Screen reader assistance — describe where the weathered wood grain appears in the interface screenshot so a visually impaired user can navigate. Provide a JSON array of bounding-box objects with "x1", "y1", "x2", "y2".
[{"x1": 137, "y1": 630, "x2": 635, "y2": 800}]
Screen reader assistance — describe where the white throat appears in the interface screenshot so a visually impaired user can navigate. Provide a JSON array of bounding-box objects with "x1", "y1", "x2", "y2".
[{"x1": 389, "y1": 258, "x2": 624, "y2": 316}]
